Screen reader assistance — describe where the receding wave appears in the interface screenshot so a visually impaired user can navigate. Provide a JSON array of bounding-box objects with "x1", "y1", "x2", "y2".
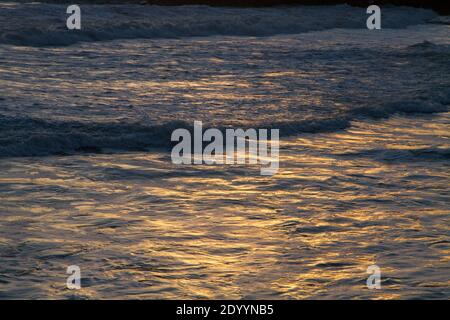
[
  {"x1": 0, "y1": 3, "x2": 438, "y2": 46},
  {"x1": 0, "y1": 98, "x2": 447, "y2": 157}
]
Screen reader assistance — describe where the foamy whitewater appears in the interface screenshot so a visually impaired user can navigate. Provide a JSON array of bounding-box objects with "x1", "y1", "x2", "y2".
[{"x1": 0, "y1": 2, "x2": 449, "y2": 299}]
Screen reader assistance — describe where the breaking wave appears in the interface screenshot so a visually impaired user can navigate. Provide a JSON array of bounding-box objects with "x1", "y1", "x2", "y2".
[
  {"x1": 0, "y1": 3, "x2": 438, "y2": 46},
  {"x1": 0, "y1": 98, "x2": 447, "y2": 157}
]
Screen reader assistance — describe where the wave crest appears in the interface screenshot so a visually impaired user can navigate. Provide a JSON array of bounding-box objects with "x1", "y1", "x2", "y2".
[
  {"x1": 0, "y1": 98, "x2": 447, "y2": 157},
  {"x1": 0, "y1": 3, "x2": 438, "y2": 46}
]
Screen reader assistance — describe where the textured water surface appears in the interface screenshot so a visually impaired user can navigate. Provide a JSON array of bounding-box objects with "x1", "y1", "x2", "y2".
[{"x1": 0, "y1": 4, "x2": 449, "y2": 299}]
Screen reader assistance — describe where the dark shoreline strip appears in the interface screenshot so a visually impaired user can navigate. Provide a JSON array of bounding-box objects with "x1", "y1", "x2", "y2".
[{"x1": 30, "y1": 1, "x2": 449, "y2": 15}]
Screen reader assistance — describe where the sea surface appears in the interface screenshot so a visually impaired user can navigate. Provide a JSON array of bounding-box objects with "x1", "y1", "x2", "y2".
[{"x1": 0, "y1": 3, "x2": 449, "y2": 299}]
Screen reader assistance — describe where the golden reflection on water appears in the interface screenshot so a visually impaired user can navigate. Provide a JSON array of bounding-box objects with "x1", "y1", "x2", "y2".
[{"x1": 0, "y1": 115, "x2": 449, "y2": 299}]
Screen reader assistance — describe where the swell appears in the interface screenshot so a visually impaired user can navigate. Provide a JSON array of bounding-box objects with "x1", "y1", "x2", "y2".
[
  {"x1": 0, "y1": 4, "x2": 438, "y2": 47},
  {"x1": 0, "y1": 98, "x2": 447, "y2": 158}
]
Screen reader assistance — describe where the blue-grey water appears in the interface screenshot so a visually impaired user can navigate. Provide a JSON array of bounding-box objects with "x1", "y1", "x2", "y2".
[{"x1": 0, "y1": 3, "x2": 449, "y2": 299}]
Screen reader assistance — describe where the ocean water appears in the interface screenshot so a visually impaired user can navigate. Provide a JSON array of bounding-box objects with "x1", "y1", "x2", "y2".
[{"x1": 0, "y1": 3, "x2": 449, "y2": 299}]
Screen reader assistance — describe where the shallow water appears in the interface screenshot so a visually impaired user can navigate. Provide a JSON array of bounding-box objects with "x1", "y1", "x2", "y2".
[{"x1": 0, "y1": 4, "x2": 449, "y2": 299}]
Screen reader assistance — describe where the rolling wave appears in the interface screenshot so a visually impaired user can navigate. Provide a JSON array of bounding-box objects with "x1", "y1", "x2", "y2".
[
  {"x1": 0, "y1": 98, "x2": 447, "y2": 157},
  {"x1": 0, "y1": 3, "x2": 438, "y2": 46}
]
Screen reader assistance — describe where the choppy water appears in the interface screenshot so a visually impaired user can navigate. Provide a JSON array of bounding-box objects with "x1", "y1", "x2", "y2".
[{"x1": 0, "y1": 3, "x2": 449, "y2": 299}]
